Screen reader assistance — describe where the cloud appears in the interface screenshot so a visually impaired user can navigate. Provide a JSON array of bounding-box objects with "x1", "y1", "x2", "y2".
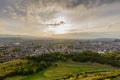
[
  {"x1": 0, "y1": 0, "x2": 120, "y2": 38},
  {"x1": 25, "y1": 0, "x2": 120, "y2": 9},
  {"x1": 2, "y1": 0, "x2": 119, "y2": 24},
  {"x1": 47, "y1": 21, "x2": 65, "y2": 27},
  {"x1": 66, "y1": 0, "x2": 120, "y2": 8}
]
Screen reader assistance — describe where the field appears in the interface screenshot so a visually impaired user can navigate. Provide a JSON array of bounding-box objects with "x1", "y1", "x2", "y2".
[{"x1": 4, "y1": 61, "x2": 120, "y2": 80}]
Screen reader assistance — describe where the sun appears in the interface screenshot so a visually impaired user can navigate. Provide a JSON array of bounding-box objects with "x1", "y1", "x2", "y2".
[
  {"x1": 44, "y1": 16, "x2": 71, "y2": 34},
  {"x1": 50, "y1": 23, "x2": 71, "y2": 34}
]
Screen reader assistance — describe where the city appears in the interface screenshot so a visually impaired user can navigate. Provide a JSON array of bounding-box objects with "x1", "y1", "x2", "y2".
[{"x1": 0, "y1": 38, "x2": 120, "y2": 61}]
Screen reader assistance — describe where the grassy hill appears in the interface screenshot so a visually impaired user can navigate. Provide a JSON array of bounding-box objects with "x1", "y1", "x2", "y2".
[
  {"x1": 5, "y1": 61, "x2": 120, "y2": 80},
  {"x1": 2, "y1": 52, "x2": 120, "y2": 80},
  {"x1": 0, "y1": 59, "x2": 50, "y2": 80}
]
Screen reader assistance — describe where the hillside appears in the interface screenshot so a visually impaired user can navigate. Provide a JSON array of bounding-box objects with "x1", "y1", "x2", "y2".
[
  {"x1": 4, "y1": 61, "x2": 120, "y2": 80},
  {"x1": 1, "y1": 52, "x2": 120, "y2": 80}
]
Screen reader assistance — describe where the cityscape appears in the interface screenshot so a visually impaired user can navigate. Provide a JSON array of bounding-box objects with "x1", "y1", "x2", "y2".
[{"x1": 0, "y1": 38, "x2": 120, "y2": 61}]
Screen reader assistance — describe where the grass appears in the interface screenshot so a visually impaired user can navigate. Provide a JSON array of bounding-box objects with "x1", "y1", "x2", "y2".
[
  {"x1": 0, "y1": 59, "x2": 29, "y2": 71},
  {"x1": 0, "y1": 59, "x2": 29, "y2": 77},
  {"x1": 0, "y1": 59, "x2": 44, "y2": 80},
  {"x1": 5, "y1": 61, "x2": 120, "y2": 80}
]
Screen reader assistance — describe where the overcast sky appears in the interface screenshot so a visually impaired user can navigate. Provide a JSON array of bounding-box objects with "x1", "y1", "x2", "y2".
[{"x1": 0, "y1": 0, "x2": 120, "y2": 39}]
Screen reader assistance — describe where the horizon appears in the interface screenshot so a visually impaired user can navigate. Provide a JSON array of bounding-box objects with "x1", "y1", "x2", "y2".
[
  {"x1": 0, "y1": 34, "x2": 120, "y2": 40},
  {"x1": 0, "y1": 0, "x2": 120, "y2": 39}
]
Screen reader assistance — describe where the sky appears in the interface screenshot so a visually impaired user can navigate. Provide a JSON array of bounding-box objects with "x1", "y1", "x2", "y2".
[{"x1": 0, "y1": 0, "x2": 120, "y2": 39}]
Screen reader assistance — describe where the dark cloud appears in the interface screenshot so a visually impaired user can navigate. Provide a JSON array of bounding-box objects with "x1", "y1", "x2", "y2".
[
  {"x1": 67, "y1": 0, "x2": 120, "y2": 8},
  {"x1": 1, "y1": 0, "x2": 119, "y2": 20},
  {"x1": 47, "y1": 21, "x2": 65, "y2": 27},
  {"x1": 25, "y1": 0, "x2": 120, "y2": 9}
]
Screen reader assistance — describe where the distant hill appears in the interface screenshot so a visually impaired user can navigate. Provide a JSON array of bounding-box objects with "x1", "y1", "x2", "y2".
[
  {"x1": 0, "y1": 34, "x2": 119, "y2": 41},
  {"x1": 0, "y1": 34, "x2": 38, "y2": 39},
  {"x1": 0, "y1": 34, "x2": 42, "y2": 43},
  {"x1": 90, "y1": 38, "x2": 117, "y2": 41}
]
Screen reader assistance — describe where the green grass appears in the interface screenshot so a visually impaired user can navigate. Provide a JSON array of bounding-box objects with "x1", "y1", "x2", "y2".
[
  {"x1": 5, "y1": 61, "x2": 120, "y2": 80},
  {"x1": 0, "y1": 59, "x2": 45, "y2": 80},
  {"x1": 0, "y1": 59, "x2": 29, "y2": 72},
  {"x1": 0, "y1": 59, "x2": 29, "y2": 77}
]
